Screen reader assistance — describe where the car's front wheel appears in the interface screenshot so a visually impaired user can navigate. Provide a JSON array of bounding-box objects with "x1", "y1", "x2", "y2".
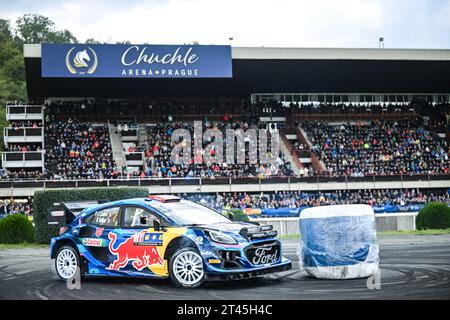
[
  {"x1": 55, "y1": 245, "x2": 80, "y2": 281},
  {"x1": 169, "y1": 247, "x2": 205, "y2": 288}
]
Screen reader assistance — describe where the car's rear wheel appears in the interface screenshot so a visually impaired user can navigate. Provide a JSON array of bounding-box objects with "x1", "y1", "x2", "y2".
[
  {"x1": 169, "y1": 247, "x2": 205, "y2": 288},
  {"x1": 55, "y1": 245, "x2": 80, "y2": 281}
]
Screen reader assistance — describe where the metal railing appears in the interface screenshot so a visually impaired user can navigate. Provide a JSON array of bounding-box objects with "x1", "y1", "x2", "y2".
[
  {"x1": 0, "y1": 173, "x2": 449, "y2": 189},
  {"x1": 4, "y1": 127, "x2": 44, "y2": 138},
  {"x1": 1, "y1": 151, "x2": 44, "y2": 162},
  {"x1": 6, "y1": 105, "x2": 44, "y2": 121}
]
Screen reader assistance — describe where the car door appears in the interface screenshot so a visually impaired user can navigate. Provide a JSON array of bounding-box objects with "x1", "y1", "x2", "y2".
[
  {"x1": 106, "y1": 205, "x2": 168, "y2": 276},
  {"x1": 79, "y1": 206, "x2": 122, "y2": 272}
]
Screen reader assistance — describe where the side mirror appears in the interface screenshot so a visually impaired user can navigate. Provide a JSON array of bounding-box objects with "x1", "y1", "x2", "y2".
[{"x1": 153, "y1": 219, "x2": 161, "y2": 231}]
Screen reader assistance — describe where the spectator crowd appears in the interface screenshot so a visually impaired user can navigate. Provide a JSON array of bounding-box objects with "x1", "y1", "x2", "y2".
[
  {"x1": 0, "y1": 100, "x2": 449, "y2": 181},
  {"x1": 43, "y1": 117, "x2": 118, "y2": 180},
  {"x1": 0, "y1": 198, "x2": 32, "y2": 216},
  {"x1": 182, "y1": 189, "x2": 450, "y2": 212},
  {"x1": 136, "y1": 120, "x2": 294, "y2": 179},
  {"x1": 303, "y1": 120, "x2": 450, "y2": 176},
  {"x1": 42, "y1": 100, "x2": 450, "y2": 120},
  {"x1": 8, "y1": 120, "x2": 42, "y2": 128},
  {"x1": 1, "y1": 189, "x2": 448, "y2": 218}
]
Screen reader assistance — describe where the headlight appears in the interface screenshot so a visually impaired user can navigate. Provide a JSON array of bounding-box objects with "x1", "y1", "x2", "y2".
[{"x1": 207, "y1": 230, "x2": 237, "y2": 245}]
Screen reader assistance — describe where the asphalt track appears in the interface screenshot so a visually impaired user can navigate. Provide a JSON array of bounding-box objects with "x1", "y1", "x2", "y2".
[{"x1": 1, "y1": 235, "x2": 450, "y2": 300}]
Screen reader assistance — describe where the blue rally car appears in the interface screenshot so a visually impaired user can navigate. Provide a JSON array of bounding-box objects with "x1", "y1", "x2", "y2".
[{"x1": 50, "y1": 195, "x2": 292, "y2": 288}]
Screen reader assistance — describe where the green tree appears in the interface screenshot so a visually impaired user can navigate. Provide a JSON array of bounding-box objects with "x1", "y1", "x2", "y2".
[
  {"x1": 15, "y1": 14, "x2": 78, "y2": 44},
  {"x1": 86, "y1": 38, "x2": 101, "y2": 44},
  {"x1": 116, "y1": 40, "x2": 131, "y2": 45},
  {"x1": 46, "y1": 29, "x2": 78, "y2": 44},
  {"x1": 15, "y1": 14, "x2": 55, "y2": 44},
  {"x1": 0, "y1": 14, "x2": 82, "y2": 151},
  {"x1": 0, "y1": 19, "x2": 13, "y2": 43},
  {"x1": 0, "y1": 106, "x2": 8, "y2": 153},
  {"x1": 0, "y1": 18, "x2": 26, "y2": 152},
  {"x1": 0, "y1": 18, "x2": 26, "y2": 136}
]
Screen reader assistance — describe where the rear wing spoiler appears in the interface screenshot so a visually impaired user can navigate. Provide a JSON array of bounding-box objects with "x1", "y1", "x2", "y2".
[{"x1": 47, "y1": 201, "x2": 100, "y2": 228}]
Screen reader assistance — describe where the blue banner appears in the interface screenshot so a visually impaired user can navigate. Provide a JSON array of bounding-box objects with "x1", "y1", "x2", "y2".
[
  {"x1": 41, "y1": 44, "x2": 232, "y2": 78},
  {"x1": 261, "y1": 207, "x2": 305, "y2": 217}
]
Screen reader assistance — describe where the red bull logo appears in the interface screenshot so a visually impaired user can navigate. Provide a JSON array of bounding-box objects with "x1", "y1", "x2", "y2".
[{"x1": 107, "y1": 230, "x2": 164, "y2": 271}]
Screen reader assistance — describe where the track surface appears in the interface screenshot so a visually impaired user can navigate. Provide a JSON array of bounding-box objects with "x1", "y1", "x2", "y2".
[{"x1": 1, "y1": 235, "x2": 450, "y2": 300}]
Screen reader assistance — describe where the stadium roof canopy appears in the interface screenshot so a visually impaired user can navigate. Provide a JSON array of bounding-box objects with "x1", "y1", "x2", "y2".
[{"x1": 24, "y1": 44, "x2": 450, "y2": 100}]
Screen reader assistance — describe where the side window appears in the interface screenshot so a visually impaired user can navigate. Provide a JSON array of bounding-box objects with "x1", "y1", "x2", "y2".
[
  {"x1": 90, "y1": 207, "x2": 120, "y2": 228},
  {"x1": 123, "y1": 206, "x2": 160, "y2": 228}
]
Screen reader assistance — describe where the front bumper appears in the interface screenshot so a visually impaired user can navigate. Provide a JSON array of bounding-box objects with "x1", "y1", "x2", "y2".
[{"x1": 204, "y1": 260, "x2": 292, "y2": 281}]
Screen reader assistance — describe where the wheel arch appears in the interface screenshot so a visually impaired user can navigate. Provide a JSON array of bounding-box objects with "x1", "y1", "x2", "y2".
[
  {"x1": 164, "y1": 235, "x2": 198, "y2": 261},
  {"x1": 51, "y1": 238, "x2": 80, "y2": 259}
]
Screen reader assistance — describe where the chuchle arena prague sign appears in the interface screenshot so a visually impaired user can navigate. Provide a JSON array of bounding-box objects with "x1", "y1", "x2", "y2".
[{"x1": 41, "y1": 44, "x2": 232, "y2": 78}]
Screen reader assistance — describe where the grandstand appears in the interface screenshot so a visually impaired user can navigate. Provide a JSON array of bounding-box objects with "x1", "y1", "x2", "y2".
[
  {"x1": 180, "y1": 188, "x2": 450, "y2": 216},
  {"x1": 1, "y1": 44, "x2": 450, "y2": 216}
]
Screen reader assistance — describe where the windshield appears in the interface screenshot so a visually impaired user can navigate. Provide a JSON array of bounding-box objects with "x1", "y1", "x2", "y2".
[{"x1": 148, "y1": 200, "x2": 230, "y2": 226}]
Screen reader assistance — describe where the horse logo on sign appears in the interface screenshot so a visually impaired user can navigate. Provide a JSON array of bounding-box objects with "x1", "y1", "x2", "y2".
[{"x1": 65, "y1": 46, "x2": 98, "y2": 75}]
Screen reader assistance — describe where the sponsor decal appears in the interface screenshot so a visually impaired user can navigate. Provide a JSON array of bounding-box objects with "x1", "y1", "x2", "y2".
[
  {"x1": 208, "y1": 259, "x2": 221, "y2": 264},
  {"x1": 252, "y1": 246, "x2": 279, "y2": 265},
  {"x1": 51, "y1": 210, "x2": 65, "y2": 217},
  {"x1": 243, "y1": 208, "x2": 261, "y2": 215},
  {"x1": 194, "y1": 236, "x2": 203, "y2": 244},
  {"x1": 82, "y1": 238, "x2": 106, "y2": 247},
  {"x1": 250, "y1": 230, "x2": 278, "y2": 239},
  {"x1": 134, "y1": 232, "x2": 163, "y2": 246},
  {"x1": 107, "y1": 230, "x2": 164, "y2": 271},
  {"x1": 95, "y1": 227, "x2": 104, "y2": 237},
  {"x1": 250, "y1": 232, "x2": 266, "y2": 238}
]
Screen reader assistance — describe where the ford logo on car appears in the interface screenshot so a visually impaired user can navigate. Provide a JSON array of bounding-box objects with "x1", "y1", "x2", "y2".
[{"x1": 252, "y1": 247, "x2": 279, "y2": 265}]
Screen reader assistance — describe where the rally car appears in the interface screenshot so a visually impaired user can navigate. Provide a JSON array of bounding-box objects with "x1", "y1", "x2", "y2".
[{"x1": 50, "y1": 195, "x2": 292, "y2": 288}]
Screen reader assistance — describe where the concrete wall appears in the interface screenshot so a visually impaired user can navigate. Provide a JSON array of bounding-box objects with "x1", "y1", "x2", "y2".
[
  {"x1": 251, "y1": 212, "x2": 418, "y2": 236},
  {"x1": 252, "y1": 218, "x2": 301, "y2": 236},
  {"x1": 375, "y1": 212, "x2": 417, "y2": 232}
]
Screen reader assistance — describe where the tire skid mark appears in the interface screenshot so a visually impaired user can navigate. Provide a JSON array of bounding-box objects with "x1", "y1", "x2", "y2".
[{"x1": 1, "y1": 241, "x2": 450, "y2": 299}]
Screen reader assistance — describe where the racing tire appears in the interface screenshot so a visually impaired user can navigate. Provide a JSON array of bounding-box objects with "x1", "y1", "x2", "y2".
[
  {"x1": 55, "y1": 245, "x2": 81, "y2": 281},
  {"x1": 169, "y1": 247, "x2": 205, "y2": 288}
]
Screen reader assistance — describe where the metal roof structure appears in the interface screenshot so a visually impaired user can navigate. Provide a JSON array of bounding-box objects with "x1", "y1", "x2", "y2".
[
  {"x1": 24, "y1": 44, "x2": 450, "y2": 61},
  {"x1": 23, "y1": 44, "x2": 450, "y2": 99}
]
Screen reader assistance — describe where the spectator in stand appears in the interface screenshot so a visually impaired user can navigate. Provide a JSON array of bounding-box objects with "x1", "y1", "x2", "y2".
[
  {"x1": 303, "y1": 120, "x2": 450, "y2": 176},
  {"x1": 4, "y1": 144, "x2": 42, "y2": 152},
  {"x1": 0, "y1": 169, "x2": 44, "y2": 180},
  {"x1": 2, "y1": 100, "x2": 449, "y2": 181},
  {"x1": 139, "y1": 120, "x2": 294, "y2": 178},
  {"x1": 44, "y1": 116, "x2": 118, "y2": 180},
  {"x1": 0, "y1": 198, "x2": 33, "y2": 216},
  {"x1": 9, "y1": 120, "x2": 42, "y2": 128},
  {"x1": 180, "y1": 188, "x2": 450, "y2": 212}
]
